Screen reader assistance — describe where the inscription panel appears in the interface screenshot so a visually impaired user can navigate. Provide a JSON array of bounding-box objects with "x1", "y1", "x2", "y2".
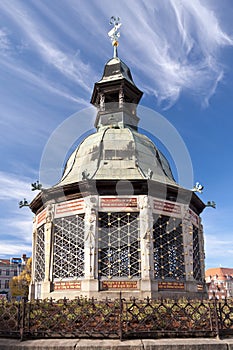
[
  {"x1": 54, "y1": 281, "x2": 81, "y2": 290},
  {"x1": 153, "y1": 199, "x2": 181, "y2": 216},
  {"x1": 55, "y1": 199, "x2": 84, "y2": 218},
  {"x1": 158, "y1": 281, "x2": 185, "y2": 290},
  {"x1": 36, "y1": 209, "x2": 46, "y2": 228},
  {"x1": 101, "y1": 281, "x2": 138, "y2": 290},
  {"x1": 100, "y1": 197, "x2": 137, "y2": 209}
]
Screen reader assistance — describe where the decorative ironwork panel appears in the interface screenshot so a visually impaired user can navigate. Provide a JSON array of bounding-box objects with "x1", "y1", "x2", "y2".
[
  {"x1": 35, "y1": 225, "x2": 45, "y2": 282},
  {"x1": 0, "y1": 300, "x2": 20, "y2": 336},
  {"x1": 98, "y1": 212, "x2": 140, "y2": 278},
  {"x1": 1, "y1": 298, "x2": 233, "y2": 340},
  {"x1": 193, "y1": 225, "x2": 202, "y2": 281},
  {"x1": 218, "y1": 299, "x2": 233, "y2": 335},
  {"x1": 53, "y1": 215, "x2": 85, "y2": 279},
  {"x1": 122, "y1": 297, "x2": 218, "y2": 338},
  {"x1": 153, "y1": 215, "x2": 185, "y2": 280}
]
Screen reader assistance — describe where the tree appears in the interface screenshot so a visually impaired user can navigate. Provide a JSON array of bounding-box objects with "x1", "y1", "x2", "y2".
[{"x1": 10, "y1": 257, "x2": 32, "y2": 298}]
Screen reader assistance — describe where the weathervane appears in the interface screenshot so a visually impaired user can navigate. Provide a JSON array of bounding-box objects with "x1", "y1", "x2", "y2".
[{"x1": 108, "y1": 16, "x2": 122, "y2": 58}]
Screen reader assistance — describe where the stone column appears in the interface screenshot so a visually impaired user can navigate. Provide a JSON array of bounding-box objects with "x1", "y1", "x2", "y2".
[
  {"x1": 29, "y1": 216, "x2": 37, "y2": 300},
  {"x1": 41, "y1": 204, "x2": 54, "y2": 299},
  {"x1": 83, "y1": 196, "x2": 99, "y2": 295},
  {"x1": 139, "y1": 195, "x2": 153, "y2": 296},
  {"x1": 198, "y1": 219, "x2": 207, "y2": 296},
  {"x1": 182, "y1": 207, "x2": 196, "y2": 294}
]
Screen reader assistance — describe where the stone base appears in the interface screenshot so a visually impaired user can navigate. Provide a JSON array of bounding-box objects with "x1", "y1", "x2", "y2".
[
  {"x1": 30, "y1": 279, "x2": 207, "y2": 300},
  {"x1": 0, "y1": 337, "x2": 232, "y2": 349}
]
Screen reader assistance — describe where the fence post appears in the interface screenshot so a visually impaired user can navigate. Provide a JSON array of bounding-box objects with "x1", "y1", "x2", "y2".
[
  {"x1": 20, "y1": 297, "x2": 27, "y2": 341},
  {"x1": 119, "y1": 291, "x2": 123, "y2": 341},
  {"x1": 212, "y1": 292, "x2": 220, "y2": 339}
]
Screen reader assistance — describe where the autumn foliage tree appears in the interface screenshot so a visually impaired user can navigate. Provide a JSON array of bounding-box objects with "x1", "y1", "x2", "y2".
[{"x1": 10, "y1": 257, "x2": 32, "y2": 298}]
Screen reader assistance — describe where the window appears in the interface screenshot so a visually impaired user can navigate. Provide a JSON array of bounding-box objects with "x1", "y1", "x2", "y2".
[
  {"x1": 0, "y1": 281, "x2": 1, "y2": 288},
  {"x1": 5, "y1": 280, "x2": 9, "y2": 289},
  {"x1": 153, "y1": 215, "x2": 185, "y2": 280},
  {"x1": 35, "y1": 225, "x2": 45, "y2": 282},
  {"x1": 53, "y1": 215, "x2": 85, "y2": 279},
  {"x1": 14, "y1": 269, "x2": 17, "y2": 276},
  {"x1": 6, "y1": 270, "x2": 10, "y2": 276},
  {"x1": 193, "y1": 225, "x2": 202, "y2": 281},
  {"x1": 98, "y1": 212, "x2": 140, "y2": 278},
  {"x1": 0, "y1": 269, "x2": 2, "y2": 275}
]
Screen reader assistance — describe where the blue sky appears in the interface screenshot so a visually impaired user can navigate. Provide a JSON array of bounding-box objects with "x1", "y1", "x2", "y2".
[{"x1": 0, "y1": 0, "x2": 233, "y2": 269}]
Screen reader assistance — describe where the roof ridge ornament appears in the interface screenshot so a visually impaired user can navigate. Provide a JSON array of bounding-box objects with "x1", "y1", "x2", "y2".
[{"x1": 108, "y1": 16, "x2": 122, "y2": 58}]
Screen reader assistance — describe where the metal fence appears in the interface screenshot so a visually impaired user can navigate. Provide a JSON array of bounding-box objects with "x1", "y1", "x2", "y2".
[{"x1": 0, "y1": 295, "x2": 233, "y2": 341}]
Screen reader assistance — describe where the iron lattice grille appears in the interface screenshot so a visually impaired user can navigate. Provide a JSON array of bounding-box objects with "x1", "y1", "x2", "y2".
[
  {"x1": 98, "y1": 212, "x2": 140, "y2": 278},
  {"x1": 53, "y1": 215, "x2": 85, "y2": 279},
  {"x1": 35, "y1": 225, "x2": 45, "y2": 282},
  {"x1": 193, "y1": 225, "x2": 202, "y2": 281},
  {"x1": 153, "y1": 215, "x2": 185, "y2": 280}
]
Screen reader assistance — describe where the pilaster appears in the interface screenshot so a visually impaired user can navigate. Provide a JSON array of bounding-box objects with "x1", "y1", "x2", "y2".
[
  {"x1": 139, "y1": 195, "x2": 153, "y2": 294},
  {"x1": 83, "y1": 196, "x2": 99, "y2": 293},
  {"x1": 182, "y1": 207, "x2": 194, "y2": 283},
  {"x1": 42, "y1": 204, "x2": 54, "y2": 297},
  {"x1": 29, "y1": 216, "x2": 37, "y2": 300}
]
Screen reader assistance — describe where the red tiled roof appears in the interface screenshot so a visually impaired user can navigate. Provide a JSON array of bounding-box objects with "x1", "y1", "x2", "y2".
[
  {"x1": 206, "y1": 267, "x2": 233, "y2": 279},
  {"x1": 0, "y1": 259, "x2": 10, "y2": 265}
]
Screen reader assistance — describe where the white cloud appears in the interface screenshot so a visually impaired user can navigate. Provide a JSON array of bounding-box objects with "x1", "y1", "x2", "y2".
[
  {"x1": 0, "y1": 1, "x2": 94, "y2": 94},
  {"x1": 123, "y1": 0, "x2": 233, "y2": 107},
  {"x1": 1, "y1": 216, "x2": 33, "y2": 243},
  {"x1": 1, "y1": 0, "x2": 232, "y2": 108},
  {"x1": 0, "y1": 28, "x2": 11, "y2": 53},
  {"x1": 93, "y1": 0, "x2": 233, "y2": 107},
  {"x1": 205, "y1": 234, "x2": 233, "y2": 257},
  {"x1": 204, "y1": 233, "x2": 233, "y2": 268},
  {"x1": 202, "y1": 206, "x2": 233, "y2": 268},
  {"x1": 0, "y1": 57, "x2": 89, "y2": 107},
  {"x1": 0, "y1": 242, "x2": 31, "y2": 257},
  {"x1": 0, "y1": 171, "x2": 34, "y2": 201},
  {"x1": 0, "y1": 172, "x2": 33, "y2": 258}
]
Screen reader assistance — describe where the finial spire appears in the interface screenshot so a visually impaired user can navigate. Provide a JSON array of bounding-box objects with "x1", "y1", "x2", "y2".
[{"x1": 108, "y1": 16, "x2": 122, "y2": 58}]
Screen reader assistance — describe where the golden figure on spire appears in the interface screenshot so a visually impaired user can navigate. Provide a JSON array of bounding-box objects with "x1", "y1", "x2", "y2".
[{"x1": 108, "y1": 16, "x2": 122, "y2": 58}]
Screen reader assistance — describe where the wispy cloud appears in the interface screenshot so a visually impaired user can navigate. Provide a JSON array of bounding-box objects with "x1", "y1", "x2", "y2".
[
  {"x1": 0, "y1": 1, "x2": 95, "y2": 96},
  {"x1": 0, "y1": 171, "x2": 34, "y2": 201},
  {"x1": 0, "y1": 172, "x2": 34, "y2": 258},
  {"x1": 0, "y1": 57, "x2": 89, "y2": 107},
  {"x1": 202, "y1": 205, "x2": 233, "y2": 268},
  {"x1": 0, "y1": 28, "x2": 11, "y2": 53},
  {"x1": 0, "y1": 242, "x2": 32, "y2": 258},
  {"x1": 2, "y1": 218, "x2": 32, "y2": 243},
  {"x1": 117, "y1": 0, "x2": 233, "y2": 107},
  {"x1": 1, "y1": 0, "x2": 232, "y2": 108},
  {"x1": 204, "y1": 233, "x2": 233, "y2": 268},
  {"x1": 89, "y1": 0, "x2": 232, "y2": 107}
]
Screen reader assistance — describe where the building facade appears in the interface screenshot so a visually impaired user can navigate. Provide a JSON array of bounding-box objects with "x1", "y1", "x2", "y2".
[
  {"x1": 0, "y1": 254, "x2": 28, "y2": 298},
  {"x1": 30, "y1": 35, "x2": 207, "y2": 300},
  {"x1": 206, "y1": 267, "x2": 233, "y2": 299}
]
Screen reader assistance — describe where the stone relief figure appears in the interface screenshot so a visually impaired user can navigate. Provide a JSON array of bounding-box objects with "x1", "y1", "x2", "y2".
[
  {"x1": 85, "y1": 208, "x2": 97, "y2": 249},
  {"x1": 139, "y1": 196, "x2": 152, "y2": 242},
  {"x1": 139, "y1": 195, "x2": 151, "y2": 210},
  {"x1": 84, "y1": 206, "x2": 97, "y2": 275},
  {"x1": 46, "y1": 204, "x2": 54, "y2": 223}
]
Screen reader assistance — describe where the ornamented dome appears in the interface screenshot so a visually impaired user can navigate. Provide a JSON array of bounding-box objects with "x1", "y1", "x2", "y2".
[{"x1": 56, "y1": 55, "x2": 176, "y2": 187}]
